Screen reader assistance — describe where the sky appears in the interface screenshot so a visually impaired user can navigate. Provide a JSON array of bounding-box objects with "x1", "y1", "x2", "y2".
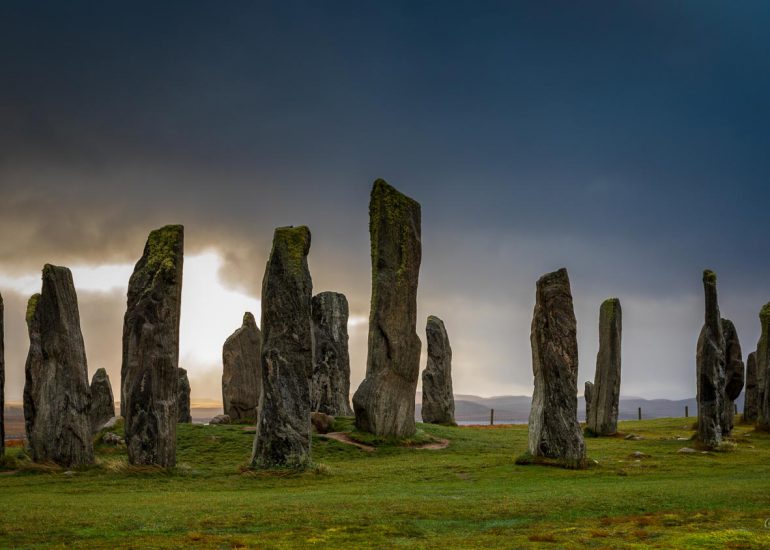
[{"x1": 1, "y1": 1, "x2": 770, "y2": 402}]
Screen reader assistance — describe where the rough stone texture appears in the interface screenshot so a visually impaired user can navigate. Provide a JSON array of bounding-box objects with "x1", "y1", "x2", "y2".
[
  {"x1": 695, "y1": 270, "x2": 726, "y2": 448},
  {"x1": 421, "y1": 316, "x2": 455, "y2": 425},
  {"x1": 311, "y1": 292, "x2": 353, "y2": 416},
  {"x1": 587, "y1": 298, "x2": 622, "y2": 436},
  {"x1": 744, "y1": 351, "x2": 759, "y2": 422},
  {"x1": 210, "y1": 414, "x2": 231, "y2": 425},
  {"x1": 757, "y1": 304, "x2": 770, "y2": 431},
  {"x1": 23, "y1": 265, "x2": 94, "y2": 466},
  {"x1": 122, "y1": 225, "x2": 184, "y2": 467},
  {"x1": 251, "y1": 226, "x2": 314, "y2": 469},
  {"x1": 177, "y1": 368, "x2": 192, "y2": 423},
  {"x1": 720, "y1": 318, "x2": 744, "y2": 435},
  {"x1": 222, "y1": 312, "x2": 262, "y2": 421},
  {"x1": 89, "y1": 368, "x2": 115, "y2": 434},
  {"x1": 0, "y1": 293, "x2": 4, "y2": 459},
  {"x1": 353, "y1": 179, "x2": 422, "y2": 437},
  {"x1": 310, "y1": 412, "x2": 335, "y2": 434},
  {"x1": 527, "y1": 268, "x2": 586, "y2": 468},
  {"x1": 584, "y1": 381, "x2": 594, "y2": 424}
]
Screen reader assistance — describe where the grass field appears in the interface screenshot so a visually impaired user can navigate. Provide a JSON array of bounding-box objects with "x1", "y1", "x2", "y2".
[{"x1": 1, "y1": 417, "x2": 769, "y2": 549}]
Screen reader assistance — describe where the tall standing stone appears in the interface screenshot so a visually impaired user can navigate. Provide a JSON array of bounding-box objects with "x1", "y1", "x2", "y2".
[
  {"x1": 0, "y1": 293, "x2": 4, "y2": 459},
  {"x1": 757, "y1": 304, "x2": 770, "y2": 431},
  {"x1": 421, "y1": 316, "x2": 455, "y2": 425},
  {"x1": 587, "y1": 298, "x2": 622, "y2": 436},
  {"x1": 744, "y1": 351, "x2": 759, "y2": 422},
  {"x1": 222, "y1": 313, "x2": 262, "y2": 421},
  {"x1": 251, "y1": 226, "x2": 314, "y2": 469},
  {"x1": 178, "y1": 368, "x2": 192, "y2": 423},
  {"x1": 527, "y1": 268, "x2": 586, "y2": 468},
  {"x1": 23, "y1": 265, "x2": 93, "y2": 466},
  {"x1": 695, "y1": 270, "x2": 726, "y2": 448},
  {"x1": 122, "y1": 225, "x2": 183, "y2": 467},
  {"x1": 584, "y1": 381, "x2": 593, "y2": 424},
  {"x1": 353, "y1": 179, "x2": 422, "y2": 437},
  {"x1": 89, "y1": 368, "x2": 115, "y2": 433},
  {"x1": 311, "y1": 292, "x2": 353, "y2": 416},
  {"x1": 720, "y1": 319, "x2": 744, "y2": 435}
]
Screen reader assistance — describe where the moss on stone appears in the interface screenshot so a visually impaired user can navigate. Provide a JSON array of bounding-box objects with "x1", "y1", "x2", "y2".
[
  {"x1": 601, "y1": 298, "x2": 620, "y2": 323},
  {"x1": 26, "y1": 294, "x2": 40, "y2": 323},
  {"x1": 760, "y1": 302, "x2": 770, "y2": 322},
  {"x1": 144, "y1": 225, "x2": 183, "y2": 276},
  {"x1": 703, "y1": 270, "x2": 717, "y2": 285},
  {"x1": 272, "y1": 226, "x2": 311, "y2": 275}
]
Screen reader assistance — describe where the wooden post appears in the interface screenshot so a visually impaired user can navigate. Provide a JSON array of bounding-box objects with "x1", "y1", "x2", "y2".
[
  {"x1": 490, "y1": 408, "x2": 495, "y2": 426},
  {"x1": 685, "y1": 405, "x2": 689, "y2": 418},
  {"x1": 638, "y1": 407, "x2": 642, "y2": 420}
]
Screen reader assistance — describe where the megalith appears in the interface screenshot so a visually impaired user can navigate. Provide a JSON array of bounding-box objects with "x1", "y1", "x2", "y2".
[
  {"x1": 178, "y1": 368, "x2": 192, "y2": 423},
  {"x1": 586, "y1": 298, "x2": 622, "y2": 436},
  {"x1": 720, "y1": 319, "x2": 744, "y2": 435},
  {"x1": 421, "y1": 316, "x2": 455, "y2": 425},
  {"x1": 222, "y1": 312, "x2": 262, "y2": 421},
  {"x1": 311, "y1": 292, "x2": 353, "y2": 416},
  {"x1": 89, "y1": 368, "x2": 115, "y2": 433}
]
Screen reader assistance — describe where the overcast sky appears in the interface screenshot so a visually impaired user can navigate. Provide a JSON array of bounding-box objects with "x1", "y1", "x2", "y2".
[{"x1": 2, "y1": 1, "x2": 770, "y2": 402}]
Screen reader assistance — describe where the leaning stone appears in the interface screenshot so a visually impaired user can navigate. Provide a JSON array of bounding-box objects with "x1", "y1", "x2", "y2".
[
  {"x1": 251, "y1": 226, "x2": 314, "y2": 469},
  {"x1": 587, "y1": 298, "x2": 622, "y2": 436},
  {"x1": 210, "y1": 414, "x2": 231, "y2": 425},
  {"x1": 421, "y1": 316, "x2": 455, "y2": 425},
  {"x1": 311, "y1": 412, "x2": 335, "y2": 434},
  {"x1": 89, "y1": 368, "x2": 115, "y2": 434},
  {"x1": 122, "y1": 225, "x2": 184, "y2": 467},
  {"x1": 222, "y1": 312, "x2": 262, "y2": 422},
  {"x1": 23, "y1": 265, "x2": 94, "y2": 467},
  {"x1": 353, "y1": 180, "x2": 422, "y2": 437},
  {"x1": 695, "y1": 270, "x2": 725, "y2": 448},
  {"x1": 720, "y1": 319, "x2": 744, "y2": 435},
  {"x1": 744, "y1": 351, "x2": 759, "y2": 422},
  {"x1": 177, "y1": 368, "x2": 192, "y2": 423},
  {"x1": 311, "y1": 292, "x2": 353, "y2": 416},
  {"x1": 526, "y1": 268, "x2": 586, "y2": 468}
]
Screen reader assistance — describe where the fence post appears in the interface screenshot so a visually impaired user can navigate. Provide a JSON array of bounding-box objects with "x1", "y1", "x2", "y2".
[
  {"x1": 685, "y1": 405, "x2": 689, "y2": 418},
  {"x1": 490, "y1": 408, "x2": 494, "y2": 426},
  {"x1": 638, "y1": 407, "x2": 642, "y2": 421}
]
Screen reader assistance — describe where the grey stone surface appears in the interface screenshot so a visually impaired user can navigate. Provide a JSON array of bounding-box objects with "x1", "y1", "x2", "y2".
[
  {"x1": 421, "y1": 316, "x2": 455, "y2": 425},
  {"x1": 222, "y1": 312, "x2": 262, "y2": 421},
  {"x1": 23, "y1": 265, "x2": 94, "y2": 466},
  {"x1": 310, "y1": 411, "x2": 335, "y2": 434},
  {"x1": 757, "y1": 304, "x2": 770, "y2": 431},
  {"x1": 584, "y1": 381, "x2": 594, "y2": 426},
  {"x1": 527, "y1": 268, "x2": 586, "y2": 468},
  {"x1": 122, "y1": 225, "x2": 184, "y2": 467},
  {"x1": 720, "y1": 318, "x2": 743, "y2": 435},
  {"x1": 89, "y1": 368, "x2": 115, "y2": 434},
  {"x1": 744, "y1": 351, "x2": 759, "y2": 422},
  {"x1": 0, "y1": 293, "x2": 4, "y2": 459},
  {"x1": 587, "y1": 298, "x2": 622, "y2": 436},
  {"x1": 311, "y1": 292, "x2": 353, "y2": 416},
  {"x1": 178, "y1": 368, "x2": 192, "y2": 423},
  {"x1": 695, "y1": 270, "x2": 726, "y2": 448},
  {"x1": 209, "y1": 414, "x2": 231, "y2": 425},
  {"x1": 353, "y1": 180, "x2": 422, "y2": 437},
  {"x1": 251, "y1": 226, "x2": 314, "y2": 469}
]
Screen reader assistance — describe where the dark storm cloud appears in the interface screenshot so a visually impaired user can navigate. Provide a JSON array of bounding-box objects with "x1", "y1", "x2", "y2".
[{"x1": 1, "y1": 1, "x2": 770, "y2": 399}]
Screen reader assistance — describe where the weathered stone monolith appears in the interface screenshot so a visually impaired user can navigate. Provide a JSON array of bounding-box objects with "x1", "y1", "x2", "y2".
[
  {"x1": 695, "y1": 270, "x2": 726, "y2": 448},
  {"x1": 584, "y1": 381, "x2": 593, "y2": 424},
  {"x1": 744, "y1": 351, "x2": 759, "y2": 422},
  {"x1": 720, "y1": 319, "x2": 744, "y2": 435},
  {"x1": 23, "y1": 265, "x2": 94, "y2": 466},
  {"x1": 178, "y1": 368, "x2": 192, "y2": 423},
  {"x1": 311, "y1": 292, "x2": 353, "y2": 416},
  {"x1": 353, "y1": 179, "x2": 422, "y2": 437},
  {"x1": 0, "y1": 293, "x2": 4, "y2": 459},
  {"x1": 421, "y1": 316, "x2": 455, "y2": 425},
  {"x1": 122, "y1": 225, "x2": 184, "y2": 467},
  {"x1": 757, "y1": 304, "x2": 770, "y2": 431},
  {"x1": 527, "y1": 268, "x2": 586, "y2": 468},
  {"x1": 587, "y1": 298, "x2": 622, "y2": 436},
  {"x1": 89, "y1": 368, "x2": 115, "y2": 433},
  {"x1": 251, "y1": 226, "x2": 314, "y2": 469},
  {"x1": 222, "y1": 312, "x2": 262, "y2": 422}
]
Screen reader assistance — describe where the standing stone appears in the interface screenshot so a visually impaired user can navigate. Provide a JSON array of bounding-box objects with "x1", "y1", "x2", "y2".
[
  {"x1": 311, "y1": 292, "x2": 353, "y2": 416},
  {"x1": 527, "y1": 268, "x2": 586, "y2": 468},
  {"x1": 695, "y1": 270, "x2": 726, "y2": 448},
  {"x1": 23, "y1": 265, "x2": 93, "y2": 466},
  {"x1": 0, "y1": 293, "x2": 4, "y2": 459},
  {"x1": 587, "y1": 298, "x2": 622, "y2": 436},
  {"x1": 89, "y1": 368, "x2": 115, "y2": 433},
  {"x1": 421, "y1": 316, "x2": 455, "y2": 425},
  {"x1": 720, "y1": 319, "x2": 744, "y2": 435},
  {"x1": 251, "y1": 226, "x2": 314, "y2": 469},
  {"x1": 584, "y1": 381, "x2": 593, "y2": 425},
  {"x1": 222, "y1": 313, "x2": 262, "y2": 421},
  {"x1": 757, "y1": 304, "x2": 770, "y2": 431},
  {"x1": 122, "y1": 225, "x2": 183, "y2": 467},
  {"x1": 353, "y1": 179, "x2": 422, "y2": 437},
  {"x1": 178, "y1": 368, "x2": 192, "y2": 423},
  {"x1": 744, "y1": 351, "x2": 759, "y2": 422}
]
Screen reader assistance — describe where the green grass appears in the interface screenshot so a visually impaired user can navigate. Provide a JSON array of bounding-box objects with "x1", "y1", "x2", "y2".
[{"x1": 1, "y1": 418, "x2": 770, "y2": 548}]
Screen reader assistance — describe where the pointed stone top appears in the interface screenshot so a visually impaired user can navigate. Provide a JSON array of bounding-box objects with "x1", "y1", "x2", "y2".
[
  {"x1": 26, "y1": 293, "x2": 41, "y2": 323},
  {"x1": 179, "y1": 367, "x2": 187, "y2": 375},
  {"x1": 427, "y1": 315, "x2": 445, "y2": 328},
  {"x1": 144, "y1": 225, "x2": 184, "y2": 274},
  {"x1": 703, "y1": 269, "x2": 717, "y2": 285},
  {"x1": 242, "y1": 311, "x2": 257, "y2": 327},
  {"x1": 93, "y1": 367, "x2": 108, "y2": 378},
  {"x1": 371, "y1": 179, "x2": 420, "y2": 210}
]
